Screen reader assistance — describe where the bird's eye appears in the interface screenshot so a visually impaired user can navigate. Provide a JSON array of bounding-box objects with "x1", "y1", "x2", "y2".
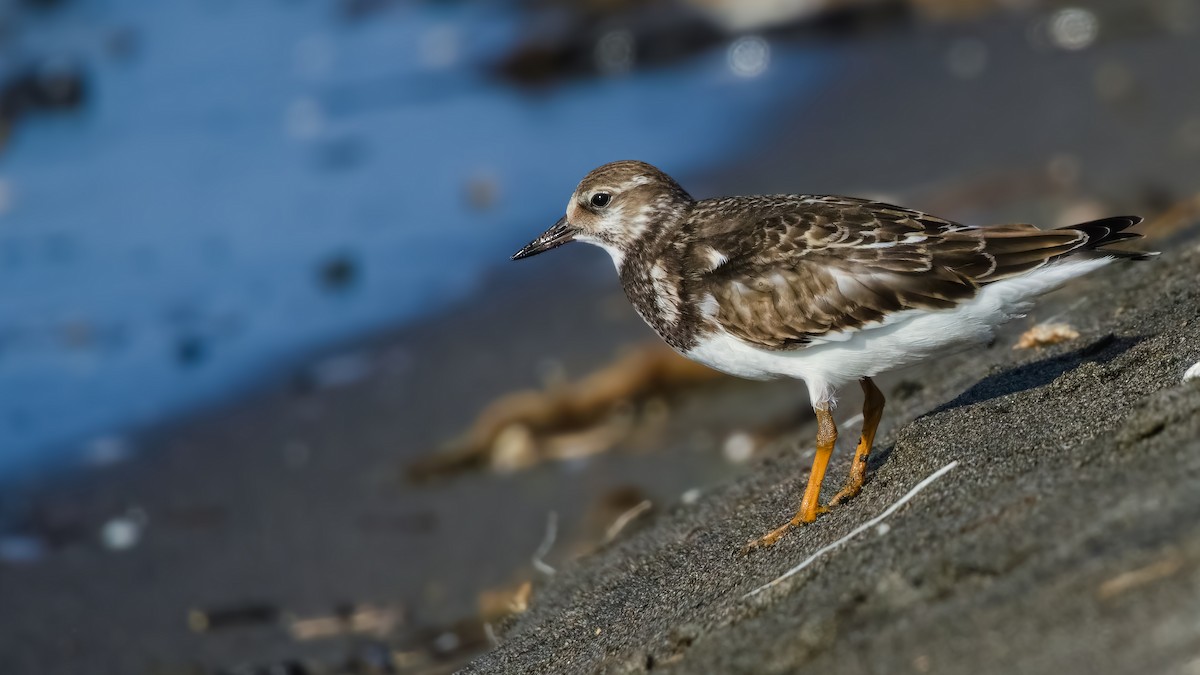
[{"x1": 590, "y1": 192, "x2": 611, "y2": 208}]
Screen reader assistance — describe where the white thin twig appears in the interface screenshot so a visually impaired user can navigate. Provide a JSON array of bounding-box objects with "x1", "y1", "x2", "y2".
[
  {"x1": 743, "y1": 460, "x2": 959, "y2": 600},
  {"x1": 532, "y1": 511, "x2": 558, "y2": 576},
  {"x1": 483, "y1": 622, "x2": 499, "y2": 648},
  {"x1": 604, "y1": 500, "x2": 653, "y2": 543}
]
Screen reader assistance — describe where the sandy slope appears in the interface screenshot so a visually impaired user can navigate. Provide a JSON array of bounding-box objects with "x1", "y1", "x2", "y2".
[{"x1": 465, "y1": 243, "x2": 1200, "y2": 674}]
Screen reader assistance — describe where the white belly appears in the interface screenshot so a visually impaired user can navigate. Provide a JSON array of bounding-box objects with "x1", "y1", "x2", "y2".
[{"x1": 683, "y1": 258, "x2": 1113, "y2": 406}]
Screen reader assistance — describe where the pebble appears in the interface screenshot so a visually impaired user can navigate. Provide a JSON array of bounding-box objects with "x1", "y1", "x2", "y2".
[
  {"x1": 1184, "y1": 361, "x2": 1200, "y2": 382},
  {"x1": 100, "y1": 509, "x2": 148, "y2": 551},
  {"x1": 722, "y1": 432, "x2": 755, "y2": 463}
]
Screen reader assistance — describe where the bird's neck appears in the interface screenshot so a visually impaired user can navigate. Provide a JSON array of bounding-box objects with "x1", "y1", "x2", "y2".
[{"x1": 617, "y1": 206, "x2": 700, "y2": 351}]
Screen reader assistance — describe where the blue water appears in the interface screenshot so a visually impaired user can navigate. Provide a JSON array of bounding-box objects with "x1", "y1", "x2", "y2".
[{"x1": 0, "y1": 1, "x2": 833, "y2": 473}]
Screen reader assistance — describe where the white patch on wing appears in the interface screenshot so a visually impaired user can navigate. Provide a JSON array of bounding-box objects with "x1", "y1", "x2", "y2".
[
  {"x1": 650, "y1": 262, "x2": 681, "y2": 324},
  {"x1": 686, "y1": 257, "x2": 1116, "y2": 407},
  {"x1": 702, "y1": 247, "x2": 728, "y2": 270},
  {"x1": 698, "y1": 292, "x2": 720, "y2": 318}
]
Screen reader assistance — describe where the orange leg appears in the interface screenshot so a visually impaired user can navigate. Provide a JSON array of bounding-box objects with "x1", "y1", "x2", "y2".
[
  {"x1": 744, "y1": 406, "x2": 837, "y2": 551},
  {"x1": 829, "y1": 377, "x2": 885, "y2": 506}
]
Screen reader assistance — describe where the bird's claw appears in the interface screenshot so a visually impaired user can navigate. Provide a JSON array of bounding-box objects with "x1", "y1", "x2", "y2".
[{"x1": 740, "y1": 507, "x2": 827, "y2": 554}]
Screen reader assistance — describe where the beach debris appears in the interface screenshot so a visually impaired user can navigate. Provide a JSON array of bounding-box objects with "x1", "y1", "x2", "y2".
[
  {"x1": 604, "y1": 499, "x2": 653, "y2": 543},
  {"x1": 727, "y1": 35, "x2": 770, "y2": 78},
  {"x1": 722, "y1": 431, "x2": 757, "y2": 464},
  {"x1": 484, "y1": 621, "x2": 500, "y2": 648},
  {"x1": 189, "y1": 604, "x2": 281, "y2": 633},
  {"x1": 681, "y1": 488, "x2": 703, "y2": 505},
  {"x1": 531, "y1": 511, "x2": 558, "y2": 576},
  {"x1": 489, "y1": 424, "x2": 538, "y2": 473},
  {"x1": 1047, "y1": 7, "x2": 1100, "y2": 51},
  {"x1": 478, "y1": 580, "x2": 533, "y2": 623},
  {"x1": 565, "y1": 486, "x2": 657, "y2": 556},
  {"x1": 1184, "y1": 361, "x2": 1200, "y2": 383},
  {"x1": 99, "y1": 508, "x2": 148, "y2": 551},
  {"x1": 744, "y1": 460, "x2": 959, "y2": 599},
  {"x1": 287, "y1": 604, "x2": 403, "y2": 641},
  {"x1": 433, "y1": 631, "x2": 460, "y2": 654},
  {"x1": 407, "y1": 343, "x2": 728, "y2": 481},
  {"x1": 1013, "y1": 323, "x2": 1080, "y2": 350},
  {"x1": 1097, "y1": 551, "x2": 1184, "y2": 600}
]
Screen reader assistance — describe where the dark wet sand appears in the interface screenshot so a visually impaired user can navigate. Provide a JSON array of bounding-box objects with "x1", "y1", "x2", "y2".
[{"x1": 2, "y1": 7, "x2": 1200, "y2": 674}]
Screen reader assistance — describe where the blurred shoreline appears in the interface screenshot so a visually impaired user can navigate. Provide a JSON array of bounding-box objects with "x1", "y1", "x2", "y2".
[{"x1": 0, "y1": 0, "x2": 840, "y2": 473}]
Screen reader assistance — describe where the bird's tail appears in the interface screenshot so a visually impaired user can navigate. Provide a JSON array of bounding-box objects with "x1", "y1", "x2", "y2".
[{"x1": 1059, "y1": 216, "x2": 1158, "y2": 260}]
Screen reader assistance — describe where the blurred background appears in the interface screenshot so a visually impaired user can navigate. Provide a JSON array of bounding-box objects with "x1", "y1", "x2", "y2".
[{"x1": 0, "y1": 0, "x2": 1198, "y2": 673}]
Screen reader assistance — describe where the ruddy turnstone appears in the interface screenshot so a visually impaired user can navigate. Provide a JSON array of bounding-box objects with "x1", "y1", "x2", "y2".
[{"x1": 512, "y1": 160, "x2": 1153, "y2": 549}]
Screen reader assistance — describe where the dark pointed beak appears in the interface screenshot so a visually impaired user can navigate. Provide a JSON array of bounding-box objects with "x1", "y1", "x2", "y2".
[{"x1": 511, "y1": 216, "x2": 576, "y2": 261}]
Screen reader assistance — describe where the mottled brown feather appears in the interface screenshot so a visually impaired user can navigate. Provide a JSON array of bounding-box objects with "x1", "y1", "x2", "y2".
[{"x1": 683, "y1": 196, "x2": 1144, "y2": 350}]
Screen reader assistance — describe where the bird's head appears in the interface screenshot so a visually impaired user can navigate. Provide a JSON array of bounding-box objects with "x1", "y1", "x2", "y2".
[{"x1": 512, "y1": 160, "x2": 693, "y2": 267}]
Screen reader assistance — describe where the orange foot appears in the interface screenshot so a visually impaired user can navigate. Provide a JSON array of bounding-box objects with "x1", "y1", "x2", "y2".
[{"x1": 741, "y1": 505, "x2": 829, "y2": 554}]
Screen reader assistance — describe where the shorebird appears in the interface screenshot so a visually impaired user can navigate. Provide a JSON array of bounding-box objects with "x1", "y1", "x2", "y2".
[{"x1": 512, "y1": 160, "x2": 1152, "y2": 550}]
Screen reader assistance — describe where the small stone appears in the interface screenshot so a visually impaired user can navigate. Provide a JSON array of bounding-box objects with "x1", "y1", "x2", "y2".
[
  {"x1": 722, "y1": 432, "x2": 755, "y2": 463},
  {"x1": 1184, "y1": 361, "x2": 1200, "y2": 383},
  {"x1": 1014, "y1": 323, "x2": 1080, "y2": 350},
  {"x1": 491, "y1": 424, "x2": 537, "y2": 473},
  {"x1": 100, "y1": 516, "x2": 143, "y2": 551},
  {"x1": 433, "y1": 631, "x2": 460, "y2": 654}
]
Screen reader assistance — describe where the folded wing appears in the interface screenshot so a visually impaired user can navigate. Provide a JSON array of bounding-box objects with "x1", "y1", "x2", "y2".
[{"x1": 689, "y1": 196, "x2": 1143, "y2": 350}]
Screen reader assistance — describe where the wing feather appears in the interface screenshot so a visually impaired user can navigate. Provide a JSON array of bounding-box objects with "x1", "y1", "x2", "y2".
[{"x1": 686, "y1": 196, "x2": 1143, "y2": 350}]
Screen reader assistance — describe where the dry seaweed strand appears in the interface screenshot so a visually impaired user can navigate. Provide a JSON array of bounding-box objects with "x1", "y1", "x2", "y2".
[
  {"x1": 407, "y1": 343, "x2": 727, "y2": 481},
  {"x1": 1013, "y1": 323, "x2": 1080, "y2": 350}
]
